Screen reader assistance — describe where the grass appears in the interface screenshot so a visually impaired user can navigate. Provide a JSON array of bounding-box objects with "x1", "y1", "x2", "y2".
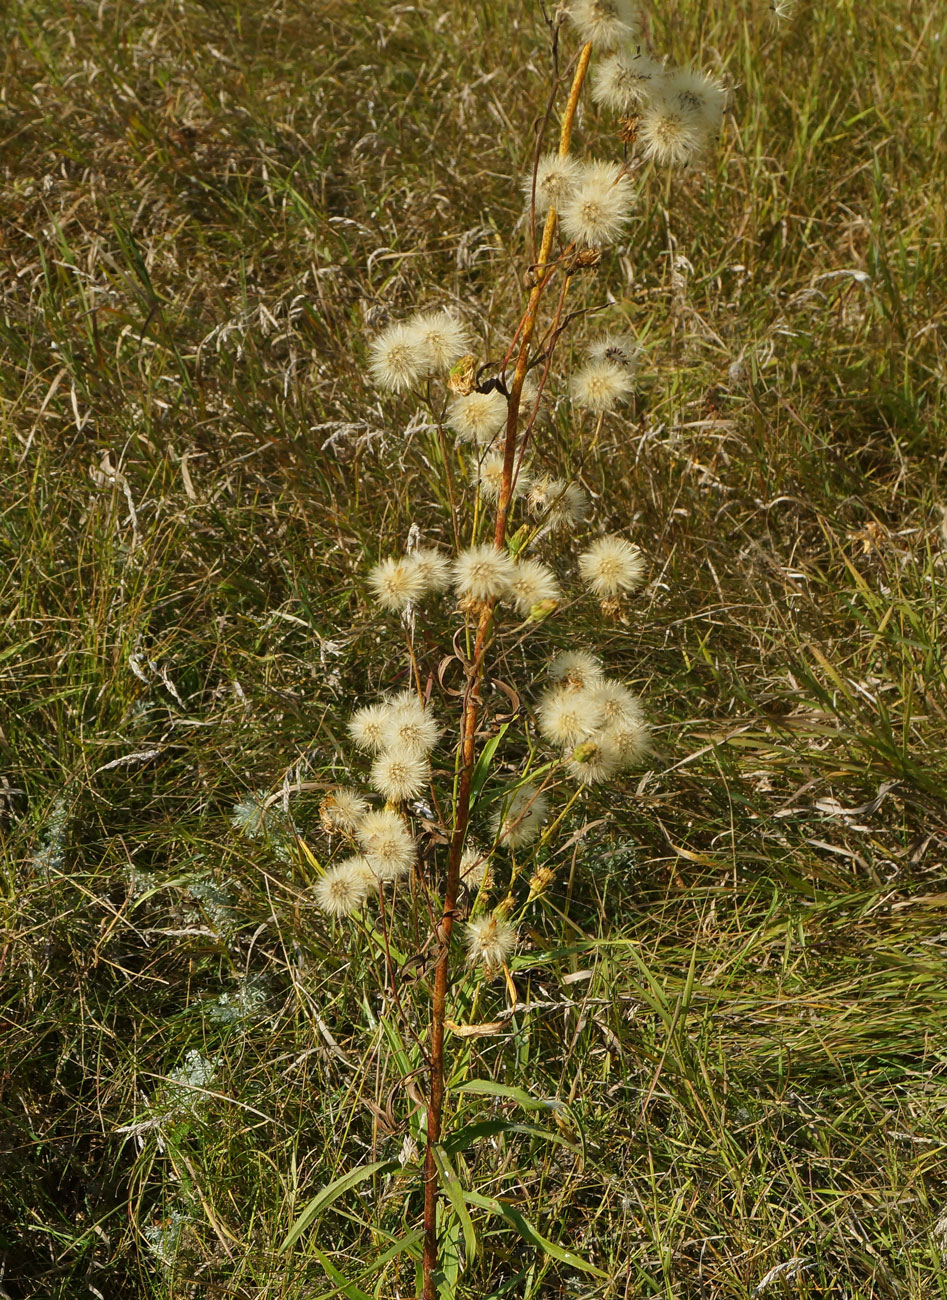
[{"x1": 1, "y1": 0, "x2": 946, "y2": 1296}]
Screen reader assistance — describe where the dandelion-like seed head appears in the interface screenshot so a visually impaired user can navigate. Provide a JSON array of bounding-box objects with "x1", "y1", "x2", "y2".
[
  {"x1": 559, "y1": 160, "x2": 635, "y2": 248},
  {"x1": 571, "y1": 359, "x2": 635, "y2": 413},
  {"x1": 410, "y1": 547, "x2": 452, "y2": 593},
  {"x1": 381, "y1": 697, "x2": 440, "y2": 755},
  {"x1": 548, "y1": 650, "x2": 604, "y2": 692},
  {"x1": 509, "y1": 558, "x2": 561, "y2": 617},
  {"x1": 578, "y1": 535, "x2": 646, "y2": 598},
  {"x1": 492, "y1": 782, "x2": 549, "y2": 849},
  {"x1": 528, "y1": 477, "x2": 590, "y2": 531},
  {"x1": 472, "y1": 452, "x2": 532, "y2": 505},
  {"x1": 604, "y1": 718, "x2": 651, "y2": 768},
  {"x1": 368, "y1": 322, "x2": 425, "y2": 393},
  {"x1": 370, "y1": 750, "x2": 430, "y2": 803},
  {"x1": 587, "y1": 333, "x2": 640, "y2": 373},
  {"x1": 592, "y1": 50, "x2": 662, "y2": 113},
  {"x1": 347, "y1": 702, "x2": 395, "y2": 754},
  {"x1": 461, "y1": 842, "x2": 491, "y2": 890},
  {"x1": 538, "y1": 687, "x2": 604, "y2": 745},
  {"x1": 356, "y1": 809, "x2": 416, "y2": 880},
  {"x1": 661, "y1": 67, "x2": 726, "y2": 134},
  {"x1": 526, "y1": 152, "x2": 581, "y2": 214},
  {"x1": 463, "y1": 913, "x2": 518, "y2": 975},
  {"x1": 368, "y1": 555, "x2": 428, "y2": 612},
  {"x1": 314, "y1": 858, "x2": 373, "y2": 917},
  {"x1": 447, "y1": 389, "x2": 508, "y2": 444},
  {"x1": 564, "y1": 736, "x2": 621, "y2": 785},
  {"x1": 453, "y1": 544, "x2": 516, "y2": 603},
  {"x1": 405, "y1": 310, "x2": 469, "y2": 375},
  {"x1": 588, "y1": 679, "x2": 645, "y2": 729},
  {"x1": 567, "y1": 0, "x2": 641, "y2": 50},
  {"x1": 319, "y1": 788, "x2": 370, "y2": 836},
  {"x1": 639, "y1": 98, "x2": 708, "y2": 167}
]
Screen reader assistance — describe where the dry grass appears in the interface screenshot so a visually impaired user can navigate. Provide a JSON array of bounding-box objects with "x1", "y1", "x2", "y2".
[{"x1": 1, "y1": 0, "x2": 946, "y2": 1296}]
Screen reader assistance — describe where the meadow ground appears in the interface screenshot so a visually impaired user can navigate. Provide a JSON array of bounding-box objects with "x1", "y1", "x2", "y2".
[{"x1": 2, "y1": 0, "x2": 947, "y2": 1296}]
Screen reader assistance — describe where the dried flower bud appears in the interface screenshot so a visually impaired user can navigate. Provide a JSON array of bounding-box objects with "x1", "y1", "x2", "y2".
[{"x1": 527, "y1": 865, "x2": 555, "y2": 899}]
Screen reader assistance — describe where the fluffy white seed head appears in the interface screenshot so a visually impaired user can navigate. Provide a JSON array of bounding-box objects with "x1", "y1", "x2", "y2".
[
  {"x1": 548, "y1": 651, "x2": 604, "y2": 692},
  {"x1": 347, "y1": 702, "x2": 395, "y2": 754},
  {"x1": 356, "y1": 809, "x2": 416, "y2": 880},
  {"x1": 314, "y1": 859, "x2": 373, "y2": 917},
  {"x1": 660, "y1": 67, "x2": 726, "y2": 134},
  {"x1": 368, "y1": 322, "x2": 425, "y2": 393},
  {"x1": 410, "y1": 547, "x2": 452, "y2": 593},
  {"x1": 588, "y1": 679, "x2": 645, "y2": 729},
  {"x1": 370, "y1": 750, "x2": 430, "y2": 803},
  {"x1": 564, "y1": 735, "x2": 622, "y2": 785},
  {"x1": 587, "y1": 333, "x2": 640, "y2": 373},
  {"x1": 453, "y1": 544, "x2": 516, "y2": 603},
  {"x1": 380, "y1": 697, "x2": 440, "y2": 755},
  {"x1": 461, "y1": 842, "x2": 491, "y2": 890},
  {"x1": 509, "y1": 558, "x2": 561, "y2": 617},
  {"x1": 559, "y1": 161, "x2": 634, "y2": 247},
  {"x1": 447, "y1": 389, "x2": 508, "y2": 444},
  {"x1": 538, "y1": 687, "x2": 604, "y2": 745},
  {"x1": 492, "y1": 782, "x2": 549, "y2": 849},
  {"x1": 592, "y1": 50, "x2": 663, "y2": 113},
  {"x1": 578, "y1": 535, "x2": 646, "y2": 598},
  {"x1": 528, "y1": 477, "x2": 591, "y2": 531},
  {"x1": 405, "y1": 310, "x2": 469, "y2": 375},
  {"x1": 567, "y1": 0, "x2": 641, "y2": 49},
  {"x1": 604, "y1": 719, "x2": 651, "y2": 767},
  {"x1": 639, "y1": 98, "x2": 708, "y2": 167},
  {"x1": 368, "y1": 555, "x2": 428, "y2": 612},
  {"x1": 571, "y1": 359, "x2": 635, "y2": 413},
  {"x1": 319, "y1": 788, "x2": 370, "y2": 836},
  {"x1": 526, "y1": 152, "x2": 581, "y2": 214},
  {"x1": 471, "y1": 452, "x2": 532, "y2": 505},
  {"x1": 464, "y1": 914, "x2": 517, "y2": 975}
]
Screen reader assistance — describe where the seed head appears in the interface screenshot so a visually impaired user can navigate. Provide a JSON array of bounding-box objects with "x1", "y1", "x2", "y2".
[
  {"x1": 565, "y1": 736, "x2": 621, "y2": 785},
  {"x1": 528, "y1": 477, "x2": 590, "y2": 530},
  {"x1": 587, "y1": 333, "x2": 640, "y2": 372},
  {"x1": 592, "y1": 50, "x2": 662, "y2": 113},
  {"x1": 405, "y1": 310, "x2": 469, "y2": 375},
  {"x1": 638, "y1": 98, "x2": 708, "y2": 168},
  {"x1": 461, "y1": 842, "x2": 491, "y2": 890},
  {"x1": 588, "y1": 679, "x2": 645, "y2": 729},
  {"x1": 347, "y1": 702, "x2": 394, "y2": 753},
  {"x1": 356, "y1": 809, "x2": 416, "y2": 880},
  {"x1": 660, "y1": 67, "x2": 726, "y2": 134},
  {"x1": 370, "y1": 750, "x2": 430, "y2": 803},
  {"x1": 526, "y1": 152, "x2": 581, "y2": 214},
  {"x1": 453, "y1": 544, "x2": 516, "y2": 603},
  {"x1": 538, "y1": 687, "x2": 604, "y2": 745},
  {"x1": 410, "y1": 547, "x2": 452, "y2": 593},
  {"x1": 471, "y1": 452, "x2": 532, "y2": 505},
  {"x1": 567, "y1": 0, "x2": 641, "y2": 49},
  {"x1": 319, "y1": 788, "x2": 370, "y2": 836},
  {"x1": 492, "y1": 782, "x2": 549, "y2": 849},
  {"x1": 447, "y1": 389, "x2": 508, "y2": 444},
  {"x1": 368, "y1": 555, "x2": 428, "y2": 612},
  {"x1": 314, "y1": 858, "x2": 373, "y2": 917},
  {"x1": 381, "y1": 696, "x2": 440, "y2": 755},
  {"x1": 548, "y1": 650, "x2": 604, "y2": 691},
  {"x1": 604, "y1": 718, "x2": 651, "y2": 767},
  {"x1": 559, "y1": 161, "x2": 635, "y2": 248},
  {"x1": 463, "y1": 913, "x2": 518, "y2": 975},
  {"x1": 368, "y1": 322, "x2": 425, "y2": 393},
  {"x1": 509, "y1": 558, "x2": 561, "y2": 617},
  {"x1": 578, "y1": 535, "x2": 646, "y2": 598},
  {"x1": 571, "y1": 359, "x2": 635, "y2": 413}
]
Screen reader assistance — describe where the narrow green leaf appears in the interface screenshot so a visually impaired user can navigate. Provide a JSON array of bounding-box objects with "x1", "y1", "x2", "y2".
[
  {"x1": 451, "y1": 1078, "x2": 554, "y2": 1111},
  {"x1": 310, "y1": 1243, "x2": 374, "y2": 1300},
  {"x1": 441, "y1": 1118, "x2": 513, "y2": 1154},
  {"x1": 280, "y1": 1160, "x2": 398, "y2": 1253},
  {"x1": 470, "y1": 723, "x2": 510, "y2": 805},
  {"x1": 433, "y1": 1145, "x2": 478, "y2": 1264},
  {"x1": 463, "y1": 1190, "x2": 607, "y2": 1277}
]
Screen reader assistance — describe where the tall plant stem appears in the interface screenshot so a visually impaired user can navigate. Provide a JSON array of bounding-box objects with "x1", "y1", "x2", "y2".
[{"x1": 421, "y1": 41, "x2": 593, "y2": 1300}]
